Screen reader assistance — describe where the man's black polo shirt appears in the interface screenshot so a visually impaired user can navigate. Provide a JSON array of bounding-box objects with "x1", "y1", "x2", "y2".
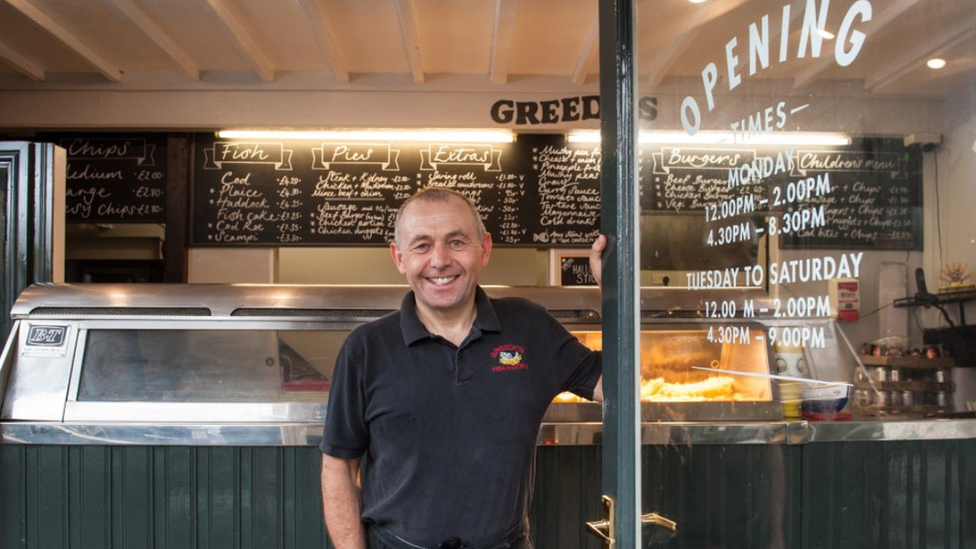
[{"x1": 320, "y1": 287, "x2": 602, "y2": 546}]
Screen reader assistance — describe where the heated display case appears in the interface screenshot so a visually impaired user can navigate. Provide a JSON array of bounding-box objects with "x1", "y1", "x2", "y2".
[
  {"x1": 1, "y1": 284, "x2": 391, "y2": 444},
  {"x1": 0, "y1": 284, "x2": 782, "y2": 444},
  {"x1": 553, "y1": 324, "x2": 781, "y2": 421}
]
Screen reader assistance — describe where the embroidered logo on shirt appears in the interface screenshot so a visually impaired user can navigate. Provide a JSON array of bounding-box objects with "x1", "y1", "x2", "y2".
[{"x1": 491, "y1": 344, "x2": 528, "y2": 372}]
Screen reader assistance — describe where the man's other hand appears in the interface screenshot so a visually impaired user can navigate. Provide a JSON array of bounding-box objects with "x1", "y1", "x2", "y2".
[{"x1": 589, "y1": 235, "x2": 607, "y2": 287}]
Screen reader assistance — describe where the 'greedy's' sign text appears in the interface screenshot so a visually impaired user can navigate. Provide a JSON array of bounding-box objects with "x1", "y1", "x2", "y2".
[{"x1": 491, "y1": 95, "x2": 658, "y2": 125}]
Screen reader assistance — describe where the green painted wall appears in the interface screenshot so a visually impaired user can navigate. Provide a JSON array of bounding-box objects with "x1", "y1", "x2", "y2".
[
  {"x1": 0, "y1": 446, "x2": 327, "y2": 549},
  {"x1": 1, "y1": 440, "x2": 973, "y2": 548}
]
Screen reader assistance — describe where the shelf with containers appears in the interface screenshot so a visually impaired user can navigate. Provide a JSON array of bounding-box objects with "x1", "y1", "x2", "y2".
[{"x1": 853, "y1": 355, "x2": 956, "y2": 416}]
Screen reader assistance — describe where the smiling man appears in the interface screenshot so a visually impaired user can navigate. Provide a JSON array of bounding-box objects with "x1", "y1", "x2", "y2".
[{"x1": 320, "y1": 188, "x2": 604, "y2": 549}]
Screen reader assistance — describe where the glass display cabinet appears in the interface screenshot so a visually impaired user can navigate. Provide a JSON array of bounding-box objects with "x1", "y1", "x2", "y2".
[{"x1": 1, "y1": 283, "x2": 780, "y2": 443}]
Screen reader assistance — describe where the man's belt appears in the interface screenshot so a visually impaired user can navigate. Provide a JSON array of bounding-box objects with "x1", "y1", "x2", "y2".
[{"x1": 365, "y1": 520, "x2": 526, "y2": 549}]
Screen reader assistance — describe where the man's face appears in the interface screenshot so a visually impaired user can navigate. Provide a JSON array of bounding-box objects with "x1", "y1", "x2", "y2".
[{"x1": 391, "y1": 195, "x2": 492, "y2": 318}]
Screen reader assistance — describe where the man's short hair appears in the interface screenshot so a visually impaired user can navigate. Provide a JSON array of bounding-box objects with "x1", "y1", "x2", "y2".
[{"x1": 393, "y1": 188, "x2": 487, "y2": 246}]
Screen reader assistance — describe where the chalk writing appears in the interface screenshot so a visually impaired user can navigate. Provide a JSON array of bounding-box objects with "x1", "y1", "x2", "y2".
[{"x1": 54, "y1": 134, "x2": 166, "y2": 223}]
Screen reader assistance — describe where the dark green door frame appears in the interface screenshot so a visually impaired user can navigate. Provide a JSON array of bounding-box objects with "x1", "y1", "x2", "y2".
[
  {"x1": 598, "y1": 0, "x2": 641, "y2": 547},
  {"x1": 0, "y1": 142, "x2": 60, "y2": 342}
]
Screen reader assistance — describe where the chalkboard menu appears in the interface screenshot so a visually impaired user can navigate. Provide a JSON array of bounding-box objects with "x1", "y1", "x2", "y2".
[
  {"x1": 640, "y1": 137, "x2": 922, "y2": 250},
  {"x1": 191, "y1": 134, "x2": 921, "y2": 251},
  {"x1": 191, "y1": 134, "x2": 601, "y2": 247},
  {"x1": 51, "y1": 134, "x2": 167, "y2": 223},
  {"x1": 780, "y1": 138, "x2": 922, "y2": 250},
  {"x1": 641, "y1": 146, "x2": 765, "y2": 212}
]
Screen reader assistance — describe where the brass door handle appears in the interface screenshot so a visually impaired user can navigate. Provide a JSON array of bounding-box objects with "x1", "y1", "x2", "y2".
[
  {"x1": 585, "y1": 495, "x2": 616, "y2": 548},
  {"x1": 586, "y1": 496, "x2": 678, "y2": 548},
  {"x1": 641, "y1": 512, "x2": 678, "y2": 533},
  {"x1": 585, "y1": 518, "x2": 614, "y2": 543}
]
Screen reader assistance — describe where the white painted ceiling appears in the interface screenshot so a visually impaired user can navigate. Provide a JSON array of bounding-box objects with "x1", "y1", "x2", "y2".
[{"x1": 0, "y1": 0, "x2": 973, "y2": 97}]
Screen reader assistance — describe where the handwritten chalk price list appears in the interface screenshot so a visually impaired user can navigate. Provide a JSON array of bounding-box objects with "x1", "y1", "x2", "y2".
[
  {"x1": 193, "y1": 135, "x2": 609, "y2": 247},
  {"x1": 531, "y1": 142, "x2": 602, "y2": 245},
  {"x1": 276, "y1": 175, "x2": 304, "y2": 243},
  {"x1": 202, "y1": 142, "x2": 287, "y2": 244},
  {"x1": 779, "y1": 139, "x2": 922, "y2": 250},
  {"x1": 495, "y1": 173, "x2": 528, "y2": 244},
  {"x1": 56, "y1": 135, "x2": 167, "y2": 223}
]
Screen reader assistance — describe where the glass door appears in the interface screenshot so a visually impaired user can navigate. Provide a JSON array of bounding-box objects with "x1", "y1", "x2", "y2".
[
  {"x1": 595, "y1": 0, "x2": 975, "y2": 547},
  {"x1": 590, "y1": 1, "x2": 644, "y2": 548}
]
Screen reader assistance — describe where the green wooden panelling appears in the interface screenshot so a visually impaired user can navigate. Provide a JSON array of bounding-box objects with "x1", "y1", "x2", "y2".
[
  {"x1": 963, "y1": 439, "x2": 976, "y2": 545},
  {"x1": 0, "y1": 446, "x2": 328, "y2": 549},
  {"x1": 531, "y1": 446, "x2": 602, "y2": 549},
  {"x1": 534, "y1": 444, "x2": 800, "y2": 549},
  {"x1": 800, "y1": 439, "x2": 976, "y2": 549},
  {"x1": 1, "y1": 441, "x2": 973, "y2": 548},
  {"x1": 69, "y1": 446, "x2": 111, "y2": 548},
  {"x1": 160, "y1": 447, "x2": 196, "y2": 549},
  {"x1": 295, "y1": 448, "x2": 328, "y2": 549},
  {"x1": 0, "y1": 445, "x2": 26, "y2": 549},
  {"x1": 248, "y1": 448, "x2": 285, "y2": 548},
  {"x1": 118, "y1": 447, "x2": 153, "y2": 548},
  {"x1": 203, "y1": 447, "x2": 243, "y2": 549},
  {"x1": 30, "y1": 446, "x2": 68, "y2": 548},
  {"x1": 643, "y1": 444, "x2": 796, "y2": 548}
]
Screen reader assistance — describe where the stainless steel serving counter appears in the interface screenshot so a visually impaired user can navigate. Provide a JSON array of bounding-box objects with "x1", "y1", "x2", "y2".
[
  {"x1": 539, "y1": 417, "x2": 976, "y2": 446},
  {"x1": 3, "y1": 283, "x2": 975, "y2": 448},
  {"x1": 4, "y1": 418, "x2": 976, "y2": 446}
]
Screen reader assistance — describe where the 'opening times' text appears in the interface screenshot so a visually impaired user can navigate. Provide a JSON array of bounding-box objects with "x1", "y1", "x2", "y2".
[
  {"x1": 695, "y1": 157, "x2": 860, "y2": 350},
  {"x1": 706, "y1": 324, "x2": 826, "y2": 349}
]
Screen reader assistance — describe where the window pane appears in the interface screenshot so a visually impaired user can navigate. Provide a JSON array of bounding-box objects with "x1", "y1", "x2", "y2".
[
  {"x1": 636, "y1": 0, "x2": 973, "y2": 546},
  {"x1": 78, "y1": 330, "x2": 347, "y2": 402}
]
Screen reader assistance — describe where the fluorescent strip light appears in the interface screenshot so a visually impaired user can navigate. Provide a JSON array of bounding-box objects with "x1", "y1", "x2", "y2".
[
  {"x1": 743, "y1": 133, "x2": 851, "y2": 146},
  {"x1": 567, "y1": 130, "x2": 851, "y2": 146},
  {"x1": 216, "y1": 129, "x2": 515, "y2": 143}
]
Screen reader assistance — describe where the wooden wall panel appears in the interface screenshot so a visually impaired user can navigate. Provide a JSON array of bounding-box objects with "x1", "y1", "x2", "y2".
[{"x1": 0, "y1": 441, "x2": 973, "y2": 548}]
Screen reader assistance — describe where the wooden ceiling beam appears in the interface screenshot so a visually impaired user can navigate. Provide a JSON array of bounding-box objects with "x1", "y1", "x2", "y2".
[
  {"x1": 644, "y1": 26, "x2": 700, "y2": 89},
  {"x1": 489, "y1": 0, "x2": 519, "y2": 85},
  {"x1": 107, "y1": 0, "x2": 200, "y2": 80},
  {"x1": 865, "y1": 7, "x2": 976, "y2": 92},
  {"x1": 794, "y1": 0, "x2": 923, "y2": 89},
  {"x1": 205, "y1": 0, "x2": 276, "y2": 82},
  {"x1": 394, "y1": 0, "x2": 425, "y2": 83},
  {"x1": 571, "y1": 18, "x2": 598, "y2": 86},
  {"x1": 0, "y1": 37, "x2": 45, "y2": 80},
  {"x1": 295, "y1": 0, "x2": 349, "y2": 83},
  {"x1": 1, "y1": 0, "x2": 122, "y2": 81},
  {"x1": 644, "y1": 0, "x2": 751, "y2": 87}
]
